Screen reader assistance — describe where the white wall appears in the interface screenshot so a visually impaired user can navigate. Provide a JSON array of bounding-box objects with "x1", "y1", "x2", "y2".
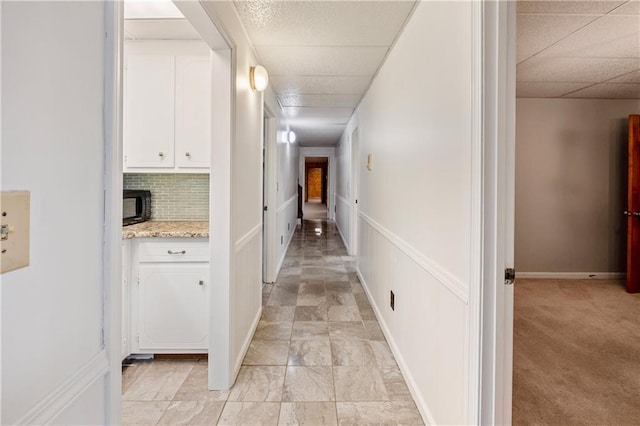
[
  {"x1": 336, "y1": 2, "x2": 475, "y2": 424},
  {"x1": 275, "y1": 129, "x2": 299, "y2": 275},
  {"x1": 1, "y1": 2, "x2": 109, "y2": 423},
  {"x1": 516, "y1": 98, "x2": 640, "y2": 275},
  {"x1": 335, "y1": 134, "x2": 351, "y2": 251}
]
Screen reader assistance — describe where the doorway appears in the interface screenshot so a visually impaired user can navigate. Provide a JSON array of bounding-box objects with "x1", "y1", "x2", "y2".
[{"x1": 304, "y1": 157, "x2": 329, "y2": 220}]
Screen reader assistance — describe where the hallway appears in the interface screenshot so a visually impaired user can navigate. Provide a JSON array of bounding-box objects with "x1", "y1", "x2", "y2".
[{"x1": 122, "y1": 220, "x2": 423, "y2": 425}]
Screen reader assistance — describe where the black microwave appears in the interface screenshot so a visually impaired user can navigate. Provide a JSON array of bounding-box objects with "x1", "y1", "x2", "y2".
[{"x1": 123, "y1": 190, "x2": 151, "y2": 226}]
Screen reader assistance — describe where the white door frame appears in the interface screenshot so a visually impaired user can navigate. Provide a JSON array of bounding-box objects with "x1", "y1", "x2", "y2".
[
  {"x1": 478, "y1": 1, "x2": 516, "y2": 424},
  {"x1": 262, "y1": 111, "x2": 278, "y2": 283},
  {"x1": 349, "y1": 128, "x2": 359, "y2": 256},
  {"x1": 299, "y1": 147, "x2": 336, "y2": 221}
]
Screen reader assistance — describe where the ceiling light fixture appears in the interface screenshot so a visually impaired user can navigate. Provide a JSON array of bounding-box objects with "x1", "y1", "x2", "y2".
[
  {"x1": 250, "y1": 65, "x2": 269, "y2": 92},
  {"x1": 288, "y1": 131, "x2": 296, "y2": 144}
]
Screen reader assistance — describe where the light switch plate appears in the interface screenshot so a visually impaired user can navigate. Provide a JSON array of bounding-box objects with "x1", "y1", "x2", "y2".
[
  {"x1": 1, "y1": 191, "x2": 30, "y2": 273},
  {"x1": 367, "y1": 154, "x2": 373, "y2": 171}
]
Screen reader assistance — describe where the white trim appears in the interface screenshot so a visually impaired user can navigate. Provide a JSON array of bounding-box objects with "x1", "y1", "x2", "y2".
[
  {"x1": 235, "y1": 223, "x2": 262, "y2": 252},
  {"x1": 233, "y1": 306, "x2": 262, "y2": 378},
  {"x1": 276, "y1": 213, "x2": 298, "y2": 277},
  {"x1": 516, "y1": 272, "x2": 626, "y2": 280},
  {"x1": 103, "y1": 1, "x2": 124, "y2": 423},
  {"x1": 356, "y1": 269, "x2": 435, "y2": 426},
  {"x1": 359, "y1": 212, "x2": 469, "y2": 304},
  {"x1": 276, "y1": 193, "x2": 297, "y2": 214},
  {"x1": 16, "y1": 351, "x2": 110, "y2": 425}
]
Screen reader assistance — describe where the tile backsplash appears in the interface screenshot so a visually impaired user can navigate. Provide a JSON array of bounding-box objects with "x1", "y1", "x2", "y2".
[{"x1": 124, "y1": 173, "x2": 209, "y2": 221}]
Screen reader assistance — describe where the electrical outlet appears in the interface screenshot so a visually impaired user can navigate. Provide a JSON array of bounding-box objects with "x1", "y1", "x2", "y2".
[
  {"x1": 390, "y1": 290, "x2": 395, "y2": 311},
  {"x1": 281, "y1": 235, "x2": 283, "y2": 244},
  {"x1": 288, "y1": 223, "x2": 290, "y2": 231}
]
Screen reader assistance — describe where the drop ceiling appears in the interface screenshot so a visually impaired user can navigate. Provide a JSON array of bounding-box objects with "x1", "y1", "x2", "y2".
[
  {"x1": 517, "y1": 0, "x2": 640, "y2": 98},
  {"x1": 233, "y1": 0, "x2": 417, "y2": 147}
]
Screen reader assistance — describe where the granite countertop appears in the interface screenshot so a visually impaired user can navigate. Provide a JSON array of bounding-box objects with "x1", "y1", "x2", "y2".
[{"x1": 123, "y1": 221, "x2": 209, "y2": 239}]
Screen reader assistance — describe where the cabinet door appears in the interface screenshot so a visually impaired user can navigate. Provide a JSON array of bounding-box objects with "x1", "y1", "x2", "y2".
[
  {"x1": 122, "y1": 240, "x2": 130, "y2": 360},
  {"x1": 175, "y1": 56, "x2": 211, "y2": 169},
  {"x1": 124, "y1": 54, "x2": 175, "y2": 169},
  {"x1": 138, "y1": 264, "x2": 208, "y2": 350}
]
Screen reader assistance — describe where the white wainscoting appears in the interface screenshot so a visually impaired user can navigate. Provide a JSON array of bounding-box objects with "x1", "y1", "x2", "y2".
[
  {"x1": 232, "y1": 224, "x2": 263, "y2": 376},
  {"x1": 276, "y1": 194, "x2": 299, "y2": 275},
  {"x1": 16, "y1": 350, "x2": 109, "y2": 425},
  {"x1": 335, "y1": 193, "x2": 351, "y2": 253},
  {"x1": 357, "y1": 213, "x2": 469, "y2": 425}
]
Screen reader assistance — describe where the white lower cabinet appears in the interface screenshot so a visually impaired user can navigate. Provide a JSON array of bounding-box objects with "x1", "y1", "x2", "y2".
[
  {"x1": 125, "y1": 237, "x2": 209, "y2": 355},
  {"x1": 122, "y1": 240, "x2": 131, "y2": 360}
]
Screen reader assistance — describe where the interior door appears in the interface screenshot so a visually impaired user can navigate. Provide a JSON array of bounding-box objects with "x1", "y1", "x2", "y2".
[{"x1": 626, "y1": 115, "x2": 640, "y2": 293}]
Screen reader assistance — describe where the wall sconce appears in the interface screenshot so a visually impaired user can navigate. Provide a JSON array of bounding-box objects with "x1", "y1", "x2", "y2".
[
  {"x1": 250, "y1": 65, "x2": 269, "y2": 92},
  {"x1": 288, "y1": 131, "x2": 296, "y2": 144}
]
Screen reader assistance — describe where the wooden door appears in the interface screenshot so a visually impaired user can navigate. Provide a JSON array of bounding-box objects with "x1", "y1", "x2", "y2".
[{"x1": 627, "y1": 115, "x2": 640, "y2": 293}]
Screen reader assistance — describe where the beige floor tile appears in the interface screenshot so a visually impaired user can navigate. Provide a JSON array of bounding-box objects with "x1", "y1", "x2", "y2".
[
  {"x1": 218, "y1": 402, "x2": 280, "y2": 426},
  {"x1": 333, "y1": 366, "x2": 389, "y2": 401},
  {"x1": 326, "y1": 291, "x2": 357, "y2": 306},
  {"x1": 381, "y1": 366, "x2": 413, "y2": 401},
  {"x1": 291, "y1": 321, "x2": 330, "y2": 340},
  {"x1": 363, "y1": 320, "x2": 386, "y2": 341},
  {"x1": 228, "y1": 366, "x2": 286, "y2": 402},
  {"x1": 122, "y1": 361, "x2": 195, "y2": 401},
  {"x1": 288, "y1": 341, "x2": 332, "y2": 366},
  {"x1": 294, "y1": 306, "x2": 328, "y2": 321},
  {"x1": 262, "y1": 306, "x2": 296, "y2": 322},
  {"x1": 173, "y1": 363, "x2": 229, "y2": 402},
  {"x1": 122, "y1": 400, "x2": 170, "y2": 426},
  {"x1": 327, "y1": 306, "x2": 362, "y2": 322},
  {"x1": 336, "y1": 402, "x2": 396, "y2": 425},
  {"x1": 369, "y1": 341, "x2": 397, "y2": 367},
  {"x1": 331, "y1": 341, "x2": 376, "y2": 366},
  {"x1": 278, "y1": 402, "x2": 338, "y2": 426},
  {"x1": 122, "y1": 361, "x2": 152, "y2": 394},
  {"x1": 392, "y1": 400, "x2": 424, "y2": 425},
  {"x1": 156, "y1": 400, "x2": 224, "y2": 425},
  {"x1": 283, "y1": 366, "x2": 335, "y2": 401},
  {"x1": 244, "y1": 340, "x2": 290, "y2": 365},
  {"x1": 254, "y1": 321, "x2": 293, "y2": 340},
  {"x1": 328, "y1": 322, "x2": 367, "y2": 340}
]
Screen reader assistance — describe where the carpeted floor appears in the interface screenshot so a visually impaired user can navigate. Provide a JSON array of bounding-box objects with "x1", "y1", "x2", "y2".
[
  {"x1": 513, "y1": 279, "x2": 640, "y2": 425},
  {"x1": 304, "y1": 200, "x2": 327, "y2": 220}
]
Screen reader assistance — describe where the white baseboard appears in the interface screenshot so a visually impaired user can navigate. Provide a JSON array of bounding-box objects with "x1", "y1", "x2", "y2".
[
  {"x1": 356, "y1": 269, "x2": 435, "y2": 426},
  {"x1": 233, "y1": 305, "x2": 262, "y2": 379},
  {"x1": 516, "y1": 272, "x2": 626, "y2": 280},
  {"x1": 15, "y1": 350, "x2": 109, "y2": 425}
]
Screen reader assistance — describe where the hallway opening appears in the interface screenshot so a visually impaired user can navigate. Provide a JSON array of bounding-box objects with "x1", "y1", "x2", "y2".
[{"x1": 304, "y1": 157, "x2": 328, "y2": 220}]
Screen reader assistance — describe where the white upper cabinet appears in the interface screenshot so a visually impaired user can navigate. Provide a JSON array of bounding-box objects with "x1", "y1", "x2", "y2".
[
  {"x1": 175, "y1": 56, "x2": 211, "y2": 169},
  {"x1": 124, "y1": 55, "x2": 176, "y2": 169},
  {"x1": 124, "y1": 41, "x2": 211, "y2": 173}
]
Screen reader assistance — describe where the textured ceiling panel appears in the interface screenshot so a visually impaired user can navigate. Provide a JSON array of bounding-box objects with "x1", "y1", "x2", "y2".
[
  {"x1": 270, "y1": 76, "x2": 372, "y2": 95},
  {"x1": 516, "y1": 82, "x2": 592, "y2": 97},
  {"x1": 564, "y1": 82, "x2": 640, "y2": 98},
  {"x1": 611, "y1": 0, "x2": 640, "y2": 14},
  {"x1": 609, "y1": 69, "x2": 640, "y2": 82},
  {"x1": 279, "y1": 94, "x2": 361, "y2": 108},
  {"x1": 124, "y1": 19, "x2": 200, "y2": 40},
  {"x1": 517, "y1": 1, "x2": 626, "y2": 14},
  {"x1": 537, "y1": 15, "x2": 640, "y2": 58},
  {"x1": 282, "y1": 107, "x2": 353, "y2": 123},
  {"x1": 234, "y1": 1, "x2": 415, "y2": 47},
  {"x1": 516, "y1": 14, "x2": 598, "y2": 63},
  {"x1": 256, "y1": 46, "x2": 389, "y2": 77},
  {"x1": 517, "y1": 56, "x2": 640, "y2": 82}
]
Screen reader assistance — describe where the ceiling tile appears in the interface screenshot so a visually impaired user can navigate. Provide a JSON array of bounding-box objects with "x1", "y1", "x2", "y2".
[
  {"x1": 270, "y1": 76, "x2": 372, "y2": 95},
  {"x1": 234, "y1": 1, "x2": 415, "y2": 47},
  {"x1": 517, "y1": 1, "x2": 626, "y2": 15},
  {"x1": 608, "y1": 69, "x2": 640, "y2": 82},
  {"x1": 279, "y1": 94, "x2": 361, "y2": 108},
  {"x1": 282, "y1": 107, "x2": 353, "y2": 123},
  {"x1": 564, "y1": 82, "x2": 640, "y2": 98},
  {"x1": 611, "y1": 0, "x2": 640, "y2": 15},
  {"x1": 256, "y1": 46, "x2": 388, "y2": 76},
  {"x1": 537, "y1": 15, "x2": 640, "y2": 58},
  {"x1": 516, "y1": 82, "x2": 592, "y2": 97},
  {"x1": 517, "y1": 14, "x2": 598, "y2": 63},
  {"x1": 517, "y1": 56, "x2": 640, "y2": 82},
  {"x1": 124, "y1": 19, "x2": 201, "y2": 40}
]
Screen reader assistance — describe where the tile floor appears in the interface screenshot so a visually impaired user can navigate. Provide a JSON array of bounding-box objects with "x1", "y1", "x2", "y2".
[{"x1": 122, "y1": 220, "x2": 424, "y2": 425}]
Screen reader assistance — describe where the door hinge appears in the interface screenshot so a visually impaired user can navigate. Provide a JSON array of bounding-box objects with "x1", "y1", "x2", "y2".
[{"x1": 505, "y1": 268, "x2": 515, "y2": 285}]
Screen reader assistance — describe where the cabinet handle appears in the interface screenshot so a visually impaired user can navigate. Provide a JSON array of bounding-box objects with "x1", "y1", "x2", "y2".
[
  {"x1": 167, "y1": 250, "x2": 186, "y2": 255},
  {"x1": 198, "y1": 280, "x2": 204, "y2": 286},
  {"x1": 158, "y1": 152, "x2": 164, "y2": 158},
  {"x1": 185, "y1": 152, "x2": 191, "y2": 157}
]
